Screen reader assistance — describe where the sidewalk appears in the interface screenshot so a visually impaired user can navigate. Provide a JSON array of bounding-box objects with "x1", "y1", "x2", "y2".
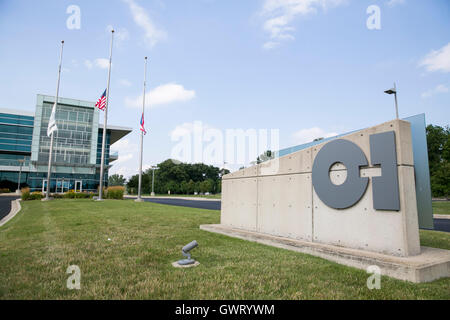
[{"x1": 434, "y1": 214, "x2": 450, "y2": 220}]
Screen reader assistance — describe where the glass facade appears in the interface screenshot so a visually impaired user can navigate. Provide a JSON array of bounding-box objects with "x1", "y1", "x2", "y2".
[
  {"x1": 38, "y1": 102, "x2": 94, "y2": 165},
  {"x1": 0, "y1": 113, "x2": 33, "y2": 155},
  {"x1": 0, "y1": 95, "x2": 131, "y2": 193}
]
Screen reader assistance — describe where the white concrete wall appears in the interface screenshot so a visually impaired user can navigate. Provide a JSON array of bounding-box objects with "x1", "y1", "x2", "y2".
[{"x1": 221, "y1": 119, "x2": 421, "y2": 257}]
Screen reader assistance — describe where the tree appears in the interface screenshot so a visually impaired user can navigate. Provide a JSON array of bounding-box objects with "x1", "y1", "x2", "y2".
[
  {"x1": 187, "y1": 180, "x2": 195, "y2": 194},
  {"x1": 256, "y1": 150, "x2": 274, "y2": 164},
  {"x1": 126, "y1": 159, "x2": 232, "y2": 195},
  {"x1": 108, "y1": 174, "x2": 126, "y2": 186},
  {"x1": 426, "y1": 124, "x2": 450, "y2": 197}
]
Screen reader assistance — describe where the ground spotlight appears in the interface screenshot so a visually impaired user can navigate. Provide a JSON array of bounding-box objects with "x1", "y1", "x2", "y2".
[{"x1": 177, "y1": 240, "x2": 198, "y2": 265}]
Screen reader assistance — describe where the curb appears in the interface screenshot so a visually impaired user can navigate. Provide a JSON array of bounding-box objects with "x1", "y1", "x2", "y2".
[
  {"x1": 0, "y1": 199, "x2": 22, "y2": 227},
  {"x1": 434, "y1": 214, "x2": 450, "y2": 220}
]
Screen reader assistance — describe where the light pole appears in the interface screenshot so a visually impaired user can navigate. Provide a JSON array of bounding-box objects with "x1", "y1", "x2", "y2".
[
  {"x1": 384, "y1": 83, "x2": 399, "y2": 119},
  {"x1": 16, "y1": 158, "x2": 25, "y2": 194},
  {"x1": 151, "y1": 165, "x2": 159, "y2": 196}
]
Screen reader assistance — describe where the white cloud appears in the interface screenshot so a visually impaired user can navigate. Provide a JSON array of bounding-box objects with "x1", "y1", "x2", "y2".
[
  {"x1": 95, "y1": 58, "x2": 110, "y2": 69},
  {"x1": 263, "y1": 41, "x2": 280, "y2": 50},
  {"x1": 125, "y1": 83, "x2": 196, "y2": 108},
  {"x1": 119, "y1": 79, "x2": 132, "y2": 87},
  {"x1": 123, "y1": 0, "x2": 167, "y2": 47},
  {"x1": 111, "y1": 138, "x2": 137, "y2": 152},
  {"x1": 115, "y1": 153, "x2": 133, "y2": 164},
  {"x1": 169, "y1": 121, "x2": 216, "y2": 139},
  {"x1": 84, "y1": 58, "x2": 110, "y2": 70},
  {"x1": 419, "y1": 43, "x2": 450, "y2": 73},
  {"x1": 421, "y1": 84, "x2": 449, "y2": 98},
  {"x1": 386, "y1": 0, "x2": 405, "y2": 7},
  {"x1": 110, "y1": 139, "x2": 139, "y2": 178},
  {"x1": 259, "y1": 0, "x2": 347, "y2": 49},
  {"x1": 84, "y1": 60, "x2": 93, "y2": 69},
  {"x1": 292, "y1": 127, "x2": 338, "y2": 144}
]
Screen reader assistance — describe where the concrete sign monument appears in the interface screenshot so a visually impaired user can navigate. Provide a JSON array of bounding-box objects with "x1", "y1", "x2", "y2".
[{"x1": 201, "y1": 119, "x2": 450, "y2": 283}]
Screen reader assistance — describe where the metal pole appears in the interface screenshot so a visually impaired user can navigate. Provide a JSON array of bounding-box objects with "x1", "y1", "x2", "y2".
[
  {"x1": 45, "y1": 40, "x2": 64, "y2": 200},
  {"x1": 17, "y1": 160, "x2": 23, "y2": 192},
  {"x1": 98, "y1": 30, "x2": 114, "y2": 201},
  {"x1": 151, "y1": 167, "x2": 155, "y2": 196},
  {"x1": 394, "y1": 82, "x2": 399, "y2": 119},
  {"x1": 136, "y1": 57, "x2": 148, "y2": 202}
]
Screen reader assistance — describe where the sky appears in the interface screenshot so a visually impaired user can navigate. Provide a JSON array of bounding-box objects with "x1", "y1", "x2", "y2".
[{"x1": 0, "y1": 0, "x2": 449, "y2": 177}]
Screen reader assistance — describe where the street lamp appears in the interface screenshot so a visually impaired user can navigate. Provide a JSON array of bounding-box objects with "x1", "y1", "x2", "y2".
[
  {"x1": 384, "y1": 83, "x2": 399, "y2": 119},
  {"x1": 16, "y1": 158, "x2": 25, "y2": 194},
  {"x1": 150, "y1": 165, "x2": 159, "y2": 196}
]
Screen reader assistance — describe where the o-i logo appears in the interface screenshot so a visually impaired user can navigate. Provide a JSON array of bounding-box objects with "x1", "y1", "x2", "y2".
[{"x1": 312, "y1": 131, "x2": 400, "y2": 211}]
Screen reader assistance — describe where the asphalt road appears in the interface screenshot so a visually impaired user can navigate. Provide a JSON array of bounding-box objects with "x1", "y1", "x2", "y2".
[
  {"x1": 141, "y1": 197, "x2": 221, "y2": 211},
  {"x1": 433, "y1": 219, "x2": 450, "y2": 233},
  {"x1": 0, "y1": 196, "x2": 19, "y2": 221}
]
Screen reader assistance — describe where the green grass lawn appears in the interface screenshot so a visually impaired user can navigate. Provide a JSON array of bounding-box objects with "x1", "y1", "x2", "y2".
[
  {"x1": 433, "y1": 201, "x2": 450, "y2": 215},
  {"x1": 0, "y1": 199, "x2": 449, "y2": 300}
]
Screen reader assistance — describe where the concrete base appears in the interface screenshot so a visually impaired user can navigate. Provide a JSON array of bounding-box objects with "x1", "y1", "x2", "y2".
[
  {"x1": 172, "y1": 261, "x2": 200, "y2": 268},
  {"x1": 15, "y1": 189, "x2": 21, "y2": 195},
  {"x1": 41, "y1": 197, "x2": 54, "y2": 201},
  {"x1": 151, "y1": 192, "x2": 155, "y2": 196},
  {"x1": 200, "y1": 224, "x2": 450, "y2": 283}
]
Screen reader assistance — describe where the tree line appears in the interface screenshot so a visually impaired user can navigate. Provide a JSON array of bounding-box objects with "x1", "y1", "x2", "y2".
[
  {"x1": 114, "y1": 160, "x2": 229, "y2": 195},
  {"x1": 426, "y1": 124, "x2": 449, "y2": 198}
]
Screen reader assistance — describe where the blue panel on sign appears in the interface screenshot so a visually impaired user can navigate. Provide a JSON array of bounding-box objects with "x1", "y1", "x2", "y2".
[{"x1": 403, "y1": 113, "x2": 434, "y2": 230}]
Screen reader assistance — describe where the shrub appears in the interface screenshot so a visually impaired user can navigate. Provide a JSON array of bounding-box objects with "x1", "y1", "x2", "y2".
[
  {"x1": 21, "y1": 187, "x2": 31, "y2": 201},
  {"x1": 64, "y1": 190, "x2": 76, "y2": 199},
  {"x1": 74, "y1": 192, "x2": 90, "y2": 199},
  {"x1": 0, "y1": 188, "x2": 11, "y2": 193},
  {"x1": 106, "y1": 186, "x2": 124, "y2": 200},
  {"x1": 30, "y1": 191, "x2": 43, "y2": 200}
]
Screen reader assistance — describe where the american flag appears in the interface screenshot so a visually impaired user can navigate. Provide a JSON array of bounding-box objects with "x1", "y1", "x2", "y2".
[
  {"x1": 95, "y1": 89, "x2": 107, "y2": 111},
  {"x1": 140, "y1": 112, "x2": 147, "y2": 135}
]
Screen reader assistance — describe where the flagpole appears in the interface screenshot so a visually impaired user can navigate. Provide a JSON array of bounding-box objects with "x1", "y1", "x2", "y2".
[
  {"x1": 136, "y1": 57, "x2": 148, "y2": 202},
  {"x1": 98, "y1": 30, "x2": 114, "y2": 201},
  {"x1": 44, "y1": 40, "x2": 64, "y2": 201}
]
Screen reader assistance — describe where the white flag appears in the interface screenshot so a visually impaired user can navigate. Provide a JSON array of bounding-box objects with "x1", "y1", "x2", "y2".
[{"x1": 47, "y1": 102, "x2": 58, "y2": 137}]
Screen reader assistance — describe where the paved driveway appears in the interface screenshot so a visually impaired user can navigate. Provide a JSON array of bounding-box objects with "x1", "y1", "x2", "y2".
[
  {"x1": 139, "y1": 197, "x2": 221, "y2": 211},
  {"x1": 0, "y1": 196, "x2": 20, "y2": 221},
  {"x1": 433, "y1": 219, "x2": 450, "y2": 233}
]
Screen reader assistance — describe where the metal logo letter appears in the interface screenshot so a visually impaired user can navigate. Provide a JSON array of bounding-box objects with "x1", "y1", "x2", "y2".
[
  {"x1": 370, "y1": 131, "x2": 400, "y2": 211},
  {"x1": 312, "y1": 139, "x2": 369, "y2": 209}
]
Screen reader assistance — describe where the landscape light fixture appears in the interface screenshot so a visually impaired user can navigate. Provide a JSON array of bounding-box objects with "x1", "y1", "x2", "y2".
[
  {"x1": 384, "y1": 83, "x2": 399, "y2": 119},
  {"x1": 177, "y1": 240, "x2": 198, "y2": 265}
]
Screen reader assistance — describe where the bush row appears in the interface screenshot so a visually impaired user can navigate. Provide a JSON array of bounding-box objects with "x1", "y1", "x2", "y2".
[{"x1": 20, "y1": 186, "x2": 125, "y2": 201}]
